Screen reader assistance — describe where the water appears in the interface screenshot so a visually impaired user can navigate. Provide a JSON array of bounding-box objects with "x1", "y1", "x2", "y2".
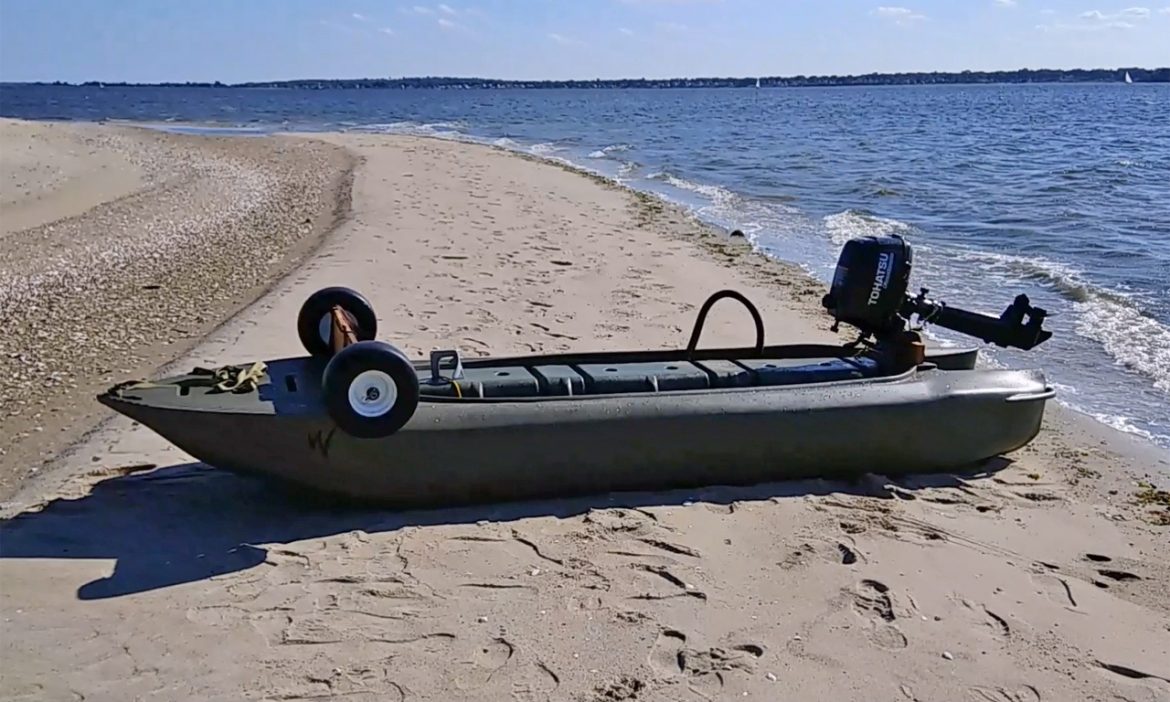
[{"x1": 3, "y1": 83, "x2": 1168, "y2": 449}]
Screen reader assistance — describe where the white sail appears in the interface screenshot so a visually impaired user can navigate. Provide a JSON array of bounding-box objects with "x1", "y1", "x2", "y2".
[{"x1": 1125, "y1": 71, "x2": 1133, "y2": 84}]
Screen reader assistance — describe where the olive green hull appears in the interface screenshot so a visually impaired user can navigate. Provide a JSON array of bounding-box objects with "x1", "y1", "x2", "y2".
[{"x1": 97, "y1": 344, "x2": 1053, "y2": 508}]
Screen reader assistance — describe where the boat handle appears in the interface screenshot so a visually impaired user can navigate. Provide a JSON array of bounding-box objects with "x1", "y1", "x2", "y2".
[
  {"x1": 687, "y1": 289, "x2": 765, "y2": 360},
  {"x1": 430, "y1": 349, "x2": 464, "y2": 382},
  {"x1": 1004, "y1": 386, "x2": 1056, "y2": 403}
]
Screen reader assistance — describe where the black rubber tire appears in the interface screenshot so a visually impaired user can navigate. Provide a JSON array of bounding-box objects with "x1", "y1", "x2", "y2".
[
  {"x1": 297, "y1": 287, "x2": 378, "y2": 358},
  {"x1": 323, "y1": 341, "x2": 420, "y2": 439}
]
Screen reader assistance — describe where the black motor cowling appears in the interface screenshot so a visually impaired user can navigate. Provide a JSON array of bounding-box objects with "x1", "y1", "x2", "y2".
[{"x1": 822, "y1": 234, "x2": 913, "y2": 335}]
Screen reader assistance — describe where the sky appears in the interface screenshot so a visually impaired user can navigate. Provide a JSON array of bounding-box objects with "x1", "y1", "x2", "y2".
[{"x1": 0, "y1": 0, "x2": 1168, "y2": 83}]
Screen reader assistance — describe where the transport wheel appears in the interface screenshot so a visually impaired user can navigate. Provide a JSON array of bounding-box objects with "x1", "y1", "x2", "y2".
[
  {"x1": 323, "y1": 341, "x2": 420, "y2": 439},
  {"x1": 297, "y1": 286, "x2": 378, "y2": 357}
]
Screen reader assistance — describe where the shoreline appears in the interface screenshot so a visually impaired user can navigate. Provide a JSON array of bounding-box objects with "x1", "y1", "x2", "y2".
[{"x1": 1, "y1": 124, "x2": 1168, "y2": 701}]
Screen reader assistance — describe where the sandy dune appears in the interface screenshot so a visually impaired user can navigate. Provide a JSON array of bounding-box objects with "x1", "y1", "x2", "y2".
[{"x1": 1, "y1": 130, "x2": 1168, "y2": 702}]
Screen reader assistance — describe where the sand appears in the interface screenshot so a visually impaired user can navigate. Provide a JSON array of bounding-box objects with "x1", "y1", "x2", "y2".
[
  {"x1": 0, "y1": 118, "x2": 354, "y2": 498},
  {"x1": 1, "y1": 125, "x2": 1169, "y2": 702}
]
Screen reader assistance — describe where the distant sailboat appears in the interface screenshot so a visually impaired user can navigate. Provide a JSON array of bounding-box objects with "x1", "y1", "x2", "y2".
[
  {"x1": 756, "y1": 77, "x2": 761, "y2": 89},
  {"x1": 1124, "y1": 71, "x2": 1133, "y2": 84}
]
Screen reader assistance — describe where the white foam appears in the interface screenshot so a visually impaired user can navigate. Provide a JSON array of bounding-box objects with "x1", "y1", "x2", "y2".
[
  {"x1": 1075, "y1": 296, "x2": 1170, "y2": 393},
  {"x1": 951, "y1": 248, "x2": 1138, "y2": 307},
  {"x1": 944, "y1": 247, "x2": 1170, "y2": 393},
  {"x1": 1059, "y1": 399, "x2": 1164, "y2": 445},
  {"x1": 652, "y1": 172, "x2": 736, "y2": 202},
  {"x1": 822, "y1": 209, "x2": 912, "y2": 246},
  {"x1": 587, "y1": 144, "x2": 632, "y2": 159}
]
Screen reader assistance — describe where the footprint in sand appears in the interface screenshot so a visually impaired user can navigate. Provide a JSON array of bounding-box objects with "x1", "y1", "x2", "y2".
[
  {"x1": 510, "y1": 662, "x2": 561, "y2": 702},
  {"x1": 852, "y1": 579, "x2": 895, "y2": 622},
  {"x1": 1029, "y1": 572, "x2": 1078, "y2": 609},
  {"x1": 954, "y1": 598, "x2": 1011, "y2": 641},
  {"x1": 647, "y1": 629, "x2": 687, "y2": 677},
  {"x1": 851, "y1": 579, "x2": 909, "y2": 650},
  {"x1": 455, "y1": 637, "x2": 515, "y2": 689},
  {"x1": 967, "y1": 685, "x2": 1041, "y2": 702}
]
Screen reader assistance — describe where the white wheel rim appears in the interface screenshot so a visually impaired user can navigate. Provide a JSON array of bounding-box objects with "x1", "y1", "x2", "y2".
[
  {"x1": 348, "y1": 370, "x2": 398, "y2": 418},
  {"x1": 318, "y1": 314, "x2": 332, "y2": 345}
]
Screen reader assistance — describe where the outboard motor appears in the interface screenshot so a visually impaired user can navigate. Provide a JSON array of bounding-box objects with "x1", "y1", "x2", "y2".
[
  {"x1": 823, "y1": 234, "x2": 1053, "y2": 351},
  {"x1": 822, "y1": 235, "x2": 913, "y2": 336}
]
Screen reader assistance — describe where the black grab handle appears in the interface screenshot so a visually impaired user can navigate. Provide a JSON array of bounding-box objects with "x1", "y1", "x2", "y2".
[{"x1": 686, "y1": 289, "x2": 766, "y2": 359}]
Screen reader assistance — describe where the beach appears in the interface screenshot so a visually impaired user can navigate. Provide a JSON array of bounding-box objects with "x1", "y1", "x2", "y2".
[
  {"x1": 0, "y1": 118, "x2": 353, "y2": 498},
  {"x1": 1, "y1": 121, "x2": 1169, "y2": 702}
]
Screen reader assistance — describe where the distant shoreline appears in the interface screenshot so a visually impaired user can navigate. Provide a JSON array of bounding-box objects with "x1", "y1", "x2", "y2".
[{"x1": 4, "y1": 67, "x2": 1167, "y2": 89}]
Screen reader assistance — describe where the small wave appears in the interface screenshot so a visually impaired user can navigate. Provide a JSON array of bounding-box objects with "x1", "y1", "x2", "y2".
[
  {"x1": 528, "y1": 142, "x2": 564, "y2": 155},
  {"x1": 421, "y1": 120, "x2": 468, "y2": 130},
  {"x1": 1060, "y1": 400, "x2": 1165, "y2": 446},
  {"x1": 350, "y1": 121, "x2": 473, "y2": 142},
  {"x1": 492, "y1": 137, "x2": 518, "y2": 148},
  {"x1": 586, "y1": 144, "x2": 633, "y2": 159},
  {"x1": 353, "y1": 121, "x2": 417, "y2": 131},
  {"x1": 617, "y1": 161, "x2": 639, "y2": 178},
  {"x1": 822, "y1": 209, "x2": 912, "y2": 246},
  {"x1": 648, "y1": 171, "x2": 737, "y2": 203},
  {"x1": 951, "y1": 249, "x2": 1140, "y2": 308},
  {"x1": 1075, "y1": 296, "x2": 1170, "y2": 393}
]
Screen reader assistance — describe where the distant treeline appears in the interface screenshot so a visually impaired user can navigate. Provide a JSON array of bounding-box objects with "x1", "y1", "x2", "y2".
[{"x1": 14, "y1": 67, "x2": 1169, "y2": 90}]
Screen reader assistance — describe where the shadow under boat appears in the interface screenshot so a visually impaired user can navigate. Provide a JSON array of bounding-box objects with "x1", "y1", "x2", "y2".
[{"x1": 0, "y1": 456, "x2": 1011, "y2": 600}]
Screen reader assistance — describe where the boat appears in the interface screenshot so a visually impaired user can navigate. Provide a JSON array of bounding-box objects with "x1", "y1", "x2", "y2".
[
  {"x1": 1125, "y1": 71, "x2": 1133, "y2": 84},
  {"x1": 97, "y1": 234, "x2": 1056, "y2": 508}
]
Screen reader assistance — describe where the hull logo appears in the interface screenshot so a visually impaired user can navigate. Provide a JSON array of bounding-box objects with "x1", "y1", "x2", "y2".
[{"x1": 307, "y1": 426, "x2": 338, "y2": 459}]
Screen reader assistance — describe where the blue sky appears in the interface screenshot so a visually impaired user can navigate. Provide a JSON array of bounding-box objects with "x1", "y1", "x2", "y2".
[{"x1": 1, "y1": 0, "x2": 1167, "y2": 83}]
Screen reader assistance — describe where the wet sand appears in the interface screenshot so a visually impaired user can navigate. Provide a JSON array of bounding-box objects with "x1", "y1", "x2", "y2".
[{"x1": 1, "y1": 126, "x2": 1168, "y2": 702}]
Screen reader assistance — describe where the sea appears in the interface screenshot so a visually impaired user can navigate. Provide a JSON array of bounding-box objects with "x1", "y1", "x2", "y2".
[{"x1": 2, "y1": 83, "x2": 1168, "y2": 450}]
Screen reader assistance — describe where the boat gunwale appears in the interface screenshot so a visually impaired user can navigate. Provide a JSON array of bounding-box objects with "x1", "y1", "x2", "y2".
[
  {"x1": 98, "y1": 348, "x2": 1044, "y2": 417},
  {"x1": 100, "y1": 362, "x2": 927, "y2": 412}
]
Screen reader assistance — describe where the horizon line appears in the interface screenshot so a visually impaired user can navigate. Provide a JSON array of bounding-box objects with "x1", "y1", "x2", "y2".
[{"x1": 3, "y1": 66, "x2": 1167, "y2": 87}]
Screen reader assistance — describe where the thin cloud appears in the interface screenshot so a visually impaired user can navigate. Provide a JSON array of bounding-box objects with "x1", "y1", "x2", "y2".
[
  {"x1": 352, "y1": 12, "x2": 368, "y2": 21},
  {"x1": 548, "y1": 32, "x2": 585, "y2": 46},
  {"x1": 379, "y1": 27, "x2": 395, "y2": 35},
  {"x1": 873, "y1": 6, "x2": 927, "y2": 24},
  {"x1": 618, "y1": 27, "x2": 635, "y2": 35},
  {"x1": 438, "y1": 3, "x2": 457, "y2": 14},
  {"x1": 1081, "y1": 7, "x2": 1150, "y2": 20},
  {"x1": 1039, "y1": 6, "x2": 1153, "y2": 30},
  {"x1": 437, "y1": 17, "x2": 457, "y2": 28},
  {"x1": 406, "y1": 5, "x2": 433, "y2": 14},
  {"x1": 655, "y1": 21, "x2": 688, "y2": 32},
  {"x1": 993, "y1": 0, "x2": 1017, "y2": 7}
]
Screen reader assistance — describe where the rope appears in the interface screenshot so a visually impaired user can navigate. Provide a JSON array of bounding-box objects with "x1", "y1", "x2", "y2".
[
  {"x1": 206, "y1": 361, "x2": 268, "y2": 394},
  {"x1": 117, "y1": 361, "x2": 268, "y2": 395}
]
